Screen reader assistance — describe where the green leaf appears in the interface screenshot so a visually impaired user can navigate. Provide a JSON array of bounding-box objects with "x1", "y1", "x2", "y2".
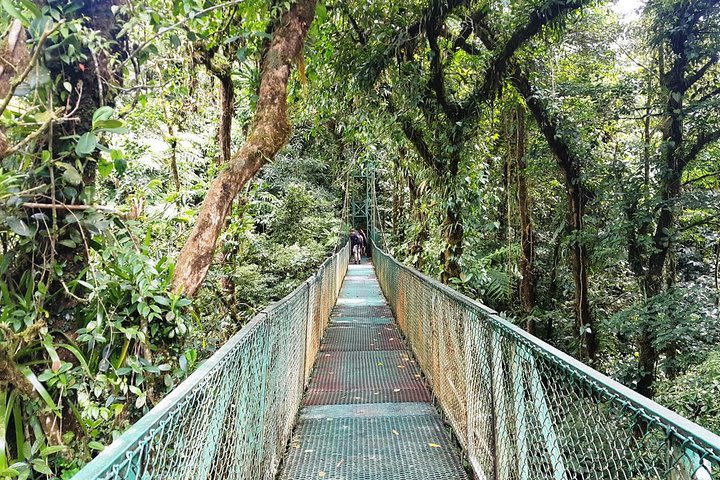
[
  {"x1": 113, "y1": 157, "x2": 127, "y2": 175},
  {"x1": 40, "y1": 445, "x2": 67, "y2": 457},
  {"x1": 93, "y1": 119, "x2": 124, "y2": 132},
  {"x1": 31, "y1": 458, "x2": 52, "y2": 475},
  {"x1": 75, "y1": 132, "x2": 97, "y2": 157},
  {"x1": 57, "y1": 344, "x2": 91, "y2": 377},
  {"x1": 92, "y1": 106, "x2": 114, "y2": 124},
  {"x1": 152, "y1": 295, "x2": 170, "y2": 306},
  {"x1": 88, "y1": 441, "x2": 104, "y2": 451},
  {"x1": 57, "y1": 238, "x2": 77, "y2": 248},
  {"x1": 60, "y1": 162, "x2": 83, "y2": 185},
  {"x1": 1, "y1": 0, "x2": 29, "y2": 24},
  {"x1": 20, "y1": 367, "x2": 62, "y2": 417},
  {"x1": 42, "y1": 335, "x2": 61, "y2": 372},
  {"x1": 6, "y1": 217, "x2": 33, "y2": 237},
  {"x1": 18, "y1": 0, "x2": 41, "y2": 18},
  {"x1": 97, "y1": 157, "x2": 113, "y2": 177},
  {"x1": 0, "y1": 467, "x2": 20, "y2": 476}
]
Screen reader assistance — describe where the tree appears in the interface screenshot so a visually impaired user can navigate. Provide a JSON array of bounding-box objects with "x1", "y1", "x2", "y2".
[
  {"x1": 511, "y1": 68, "x2": 598, "y2": 360},
  {"x1": 632, "y1": 0, "x2": 720, "y2": 397},
  {"x1": 172, "y1": 0, "x2": 317, "y2": 297},
  {"x1": 348, "y1": 0, "x2": 594, "y2": 284}
]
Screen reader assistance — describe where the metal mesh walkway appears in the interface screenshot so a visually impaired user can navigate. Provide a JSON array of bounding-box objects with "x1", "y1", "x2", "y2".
[
  {"x1": 279, "y1": 259, "x2": 470, "y2": 479},
  {"x1": 72, "y1": 239, "x2": 720, "y2": 480}
]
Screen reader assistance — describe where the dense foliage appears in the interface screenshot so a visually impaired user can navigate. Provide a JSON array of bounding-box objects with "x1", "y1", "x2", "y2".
[
  {"x1": 0, "y1": 1, "x2": 343, "y2": 477},
  {"x1": 0, "y1": 0, "x2": 718, "y2": 477}
]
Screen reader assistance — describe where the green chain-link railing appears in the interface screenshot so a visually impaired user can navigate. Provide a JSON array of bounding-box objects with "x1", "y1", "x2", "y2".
[
  {"x1": 372, "y1": 241, "x2": 720, "y2": 480},
  {"x1": 73, "y1": 243, "x2": 349, "y2": 480}
]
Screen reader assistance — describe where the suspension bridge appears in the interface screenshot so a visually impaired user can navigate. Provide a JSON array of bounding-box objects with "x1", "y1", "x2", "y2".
[{"x1": 73, "y1": 230, "x2": 720, "y2": 479}]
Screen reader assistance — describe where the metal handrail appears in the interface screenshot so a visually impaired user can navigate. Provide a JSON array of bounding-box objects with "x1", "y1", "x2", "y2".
[
  {"x1": 371, "y1": 239, "x2": 720, "y2": 476},
  {"x1": 73, "y1": 242, "x2": 351, "y2": 480}
]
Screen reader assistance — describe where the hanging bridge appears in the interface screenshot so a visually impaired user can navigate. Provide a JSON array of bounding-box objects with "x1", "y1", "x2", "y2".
[{"x1": 73, "y1": 239, "x2": 720, "y2": 479}]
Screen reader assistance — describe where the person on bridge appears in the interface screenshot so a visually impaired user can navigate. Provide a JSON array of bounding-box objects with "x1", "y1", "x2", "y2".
[
  {"x1": 358, "y1": 229, "x2": 368, "y2": 256},
  {"x1": 350, "y1": 229, "x2": 362, "y2": 264}
]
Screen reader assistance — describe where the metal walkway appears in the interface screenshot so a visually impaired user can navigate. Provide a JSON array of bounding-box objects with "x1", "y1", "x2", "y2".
[
  {"x1": 279, "y1": 259, "x2": 469, "y2": 479},
  {"x1": 73, "y1": 241, "x2": 720, "y2": 480}
]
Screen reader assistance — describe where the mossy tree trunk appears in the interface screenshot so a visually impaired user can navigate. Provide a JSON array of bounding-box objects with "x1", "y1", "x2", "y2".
[{"x1": 172, "y1": 0, "x2": 317, "y2": 297}]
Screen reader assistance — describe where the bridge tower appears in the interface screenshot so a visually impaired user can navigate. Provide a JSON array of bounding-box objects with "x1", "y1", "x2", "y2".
[{"x1": 349, "y1": 162, "x2": 375, "y2": 235}]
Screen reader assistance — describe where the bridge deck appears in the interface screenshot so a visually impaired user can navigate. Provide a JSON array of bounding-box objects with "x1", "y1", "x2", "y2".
[{"x1": 279, "y1": 259, "x2": 469, "y2": 479}]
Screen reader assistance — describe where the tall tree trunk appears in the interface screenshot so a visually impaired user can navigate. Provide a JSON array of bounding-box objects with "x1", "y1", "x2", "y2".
[
  {"x1": 515, "y1": 104, "x2": 536, "y2": 333},
  {"x1": 513, "y1": 69, "x2": 597, "y2": 360},
  {"x1": 643, "y1": 73, "x2": 652, "y2": 188},
  {"x1": 168, "y1": 134, "x2": 181, "y2": 192},
  {"x1": 637, "y1": 139, "x2": 682, "y2": 396},
  {"x1": 172, "y1": 0, "x2": 317, "y2": 297},
  {"x1": 441, "y1": 201, "x2": 464, "y2": 284},
  {"x1": 408, "y1": 174, "x2": 427, "y2": 269},
  {"x1": 440, "y1": 156, "x2": 463, "y2": 284},
  {"x1": 546, "y1": 231, "x2": 563, "y2": 340},
  {"x1": 636, "y1": 34, "x2": 686, "y2": 398},
  {"x1": 163, "y1": 102, "x2": 182, "y2": 192},
  {"x1": 218, "y1": 73, "x2": 234, "y2": 164},
  {"x1": 44, "y1": 0, "x2": 122, "y2": 317},
  {"x1": 498, "y1": 113, "x2": 511, "y2": 244},
  {"x1": 567, "y1": 182, "x2": 597, "y2": 360}
]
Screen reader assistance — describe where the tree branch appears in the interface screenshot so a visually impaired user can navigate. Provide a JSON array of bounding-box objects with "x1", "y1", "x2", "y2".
[
  {"x1": 684, "y1": 129, "x2": 720, "y2": 169},
  {"x1": 362, "y1": 0, "x2": 471, "y2": 85},
  {"x1": 679, "y1": 214, "x2": 718, "y2": 232},
  {"x1": 383, "y1": 91, "x2": 445, "y2": 174},
  {"x1": 21, "y1": 202, "x2": 121, "y2": 214},
  {"x1": 426, "y1": 1, "x2": 463, "y2": 121},
  {"x1": 684, "y1": 170, "x2": 720, "y2": 185},
  {"x1": 458, "y1": 0, "x2": 590, "y2": 119},
  {"x1": 511, "y1": 65, "x2": 594, "y2": 201},
  {"x1": 342, "y1": 6, "x2": 367, "y2": 46},
  {"x1": 121, "y1": 0, "x2": 249, "y2": 69},
  {"x1": 684, "y1": 53, "x2": 718, "y2": 91},
  {"x1": 0, "y1": 108, "x2": 64, "y2": 160},
  {"x1": 171, "y1": 0, "x2": 317, "y2": 297}
]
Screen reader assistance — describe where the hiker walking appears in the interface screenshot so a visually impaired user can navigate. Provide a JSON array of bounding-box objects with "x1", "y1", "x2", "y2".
[
  {"x1": 358, "y1": 229, "x2": 368, "y2": 256},
  {"x1": 350, "y1": 229, "x2": 362, "y2": 264}
]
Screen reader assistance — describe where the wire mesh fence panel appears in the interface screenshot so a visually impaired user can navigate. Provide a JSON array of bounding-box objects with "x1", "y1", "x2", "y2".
[
  {"x1": 73, "y1": 243, "x2": 349, "y2": 480},
  {"x1": 372, "y1": 242, "x2": 720, "y2": 480}
]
